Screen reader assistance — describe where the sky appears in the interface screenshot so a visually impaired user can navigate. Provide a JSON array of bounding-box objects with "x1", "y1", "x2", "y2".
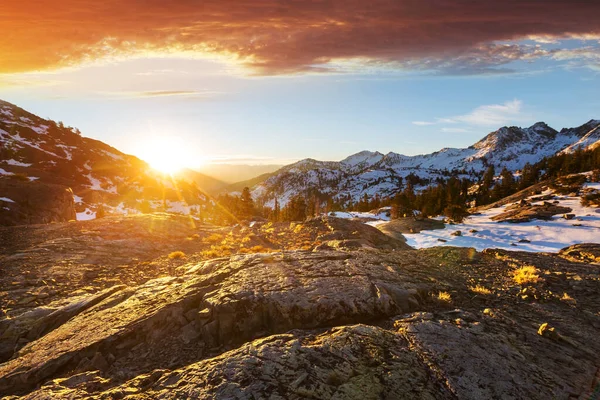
[{"x1": 1, "y1": 1, "x2": 599, "y2": 169}]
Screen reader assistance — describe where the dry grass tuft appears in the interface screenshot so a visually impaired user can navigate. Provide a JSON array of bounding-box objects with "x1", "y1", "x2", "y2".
[
  {"x1": 200, "y1": 245, "x2": 232, "y2": 259},
  {"x1": 437, "y1": 291, "x2": 452, "y2": 303},
  {"x1": 203, "y1": 233, "x2": 224, "y2": 244},
  {"x1": 168, "y1": 251, "x2": 186, "y2": 260},
  {"x1": 512, "y1": 266, "x2": 540, "y2": 285},
  {"x1": 238, "y1": 245, "x2": 272, "y2": 254},
  {"x1": 560, "y1": 292, "x2": 576, "y2": 305},
  {"x1": 469, "y1": 285, "x2": 492, "y2": 295}
]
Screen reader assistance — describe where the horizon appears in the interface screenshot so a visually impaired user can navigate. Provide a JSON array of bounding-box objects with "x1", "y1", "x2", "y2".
[{"x1": 1, "y1": 1, "x2": 600, "y2": 171}]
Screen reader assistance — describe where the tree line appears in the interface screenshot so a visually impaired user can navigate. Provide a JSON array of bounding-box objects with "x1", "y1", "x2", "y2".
[{"x1": 213, "y1": 145, "x2": 600, "y2": 223}]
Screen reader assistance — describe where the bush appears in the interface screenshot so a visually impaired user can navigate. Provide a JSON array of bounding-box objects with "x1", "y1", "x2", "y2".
[
  {"x1": 168, "y1": 251, "x2": 186, "y2": 259},
  {"x1": 443, "y1": 204, "x2": 469, "y2": 223},
  {"x1": 203, "y1": 233, "x2": 224, "y2": 244},
  {"x1": 550, "y1": 175, "x2": 587, "y2": 195}
]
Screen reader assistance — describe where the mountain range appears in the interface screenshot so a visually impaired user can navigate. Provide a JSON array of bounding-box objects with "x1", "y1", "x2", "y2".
[
  {"x1": 1, "y1": 98, "x2": 599, "y2": 219},
  {"x1": 250, "y1": 120, "x2": 600, "y2": 206}
]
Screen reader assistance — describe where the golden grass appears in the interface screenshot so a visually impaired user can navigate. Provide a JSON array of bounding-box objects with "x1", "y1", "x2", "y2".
[
  {"x1": 560, "y1": 292, "x2": 576, "y2": 305},
  {"x1": 168, "y1": 251, "x2": 186, "y2": 260},
  {"x1": 200, "y1": 245, "x2": 232, "y2": 259},
  {"x1": 469, "y1": 285, "x2": 492, "y2": 295},
  {"x1": 238, "y1": 245, "x2": 272, "y2": 254},
  {"x1": 241, "y1": 234, "x2": 256, "y2": 244},
  {"x1": 437, "y1": 291, "x2": 452, "y2": 303},
  {"x1": 203, "y1": 233, "x2": 224, "y2": 244},
  {"x1": 512, "y1": 266, "x2": 540, "y2": 285}
]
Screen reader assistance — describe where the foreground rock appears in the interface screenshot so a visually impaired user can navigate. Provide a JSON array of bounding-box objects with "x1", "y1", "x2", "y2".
[
  {"x1": 1, "y1": 213, "x2": 599, "y2": 399},
  {"x1": 559, "y1": 243, "x2": 600, "y2": 264},
  {"x1": 0, "y1": 251, "x2": 428, "y2": 395},
  {"x1": 0, "y1": 178, "x2": 76, "y2": 226},
  {"x1": 0, "y1": 243, "x2": 599, "y2": 398}
]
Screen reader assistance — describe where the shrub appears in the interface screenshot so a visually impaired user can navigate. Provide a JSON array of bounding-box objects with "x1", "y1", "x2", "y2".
[
  {"x1": 443, "y1": 204, "x2": 469, "y2": 223},
  {"x1": 550, "y1": 175, "x2": 586, "y2": 194},
  {"x1": 203, "y1": 233, "x2": 224, "y2": 244},
  {"x1": 168, "y1": 251, "x2": 186, "y2": 259},
  {"x1": 200, "y1": 245, "x2": 232, "y2": 259}
]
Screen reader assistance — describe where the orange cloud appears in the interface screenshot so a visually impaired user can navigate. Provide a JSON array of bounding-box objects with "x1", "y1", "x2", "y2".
[{"x1": 1, "y1": 0, "x2": 599, "y2": 75}]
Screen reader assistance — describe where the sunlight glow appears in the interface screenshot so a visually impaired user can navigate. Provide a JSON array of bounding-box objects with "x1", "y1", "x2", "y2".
[{"x1": 137, "y1": 135, "x2": 202, "y2": 174}]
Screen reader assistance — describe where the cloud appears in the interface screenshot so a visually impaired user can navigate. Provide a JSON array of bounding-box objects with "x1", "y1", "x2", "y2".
[
  {"x1": 450, "y1": 100, "x2": 525, "y2": 126},
  {"x1": 415, "y1": 100, "x2": 527, "y2": 128},
  {"x1": 550, "y1": 46, "x2": 600, "y2": 70},
  {"x1": 99, "y1": 89, "x2": 222, "y2": 99},
  {"x1": 441, "y1": 127, "x2": 471, "y2": 133},
  {"x1": 1, "y1": 1, "x2": 600, "y2": 75},
  {"x1": 133, "y1": 90, "x2": 212, "y2": 98}
]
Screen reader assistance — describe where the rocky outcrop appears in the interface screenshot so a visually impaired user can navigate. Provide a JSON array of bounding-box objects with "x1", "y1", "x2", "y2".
[
  {"x1": 376, "y1": 217, "x2": 445, "y2": 240},
  {"x1": 0, "y1": 178, "x2": 76, "y2": 226},
  {"x1": 559, "y1": 243, "x2": 600, "y2": 264},
  {"x1": 1, "y1": 214, "x2": 599, "y2": 399},
  {"x1": 305, "y1": 216, "x2": 412, "y2": 250},
  {"x1": 0, "y1": 251, "x2": 428, "y2": 395},
  {"x1": 491, "y1": 200, "x2": 572, "y2": 223}
]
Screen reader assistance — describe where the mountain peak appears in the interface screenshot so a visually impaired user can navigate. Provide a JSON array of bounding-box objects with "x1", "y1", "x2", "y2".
[
  {"x1": 528, "y1": 121, "x2": 552, "y2": 131},
  {"x1": 341, "y1": 151, "x2": 384, "y2": 169}
]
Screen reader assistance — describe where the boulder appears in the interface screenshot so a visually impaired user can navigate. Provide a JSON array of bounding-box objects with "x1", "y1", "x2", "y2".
[
  {"x1": 491, "y1": 202, "x2": 572, "y2": 223},
  {"x1": 0, "y1": 178, "x2": 76, "y2": 226}
]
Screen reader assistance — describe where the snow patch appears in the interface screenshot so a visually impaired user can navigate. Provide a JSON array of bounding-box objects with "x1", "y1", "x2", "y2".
[
  {"x1": 77, "y1": 208, "x2": 96, "y2": 221},
  {"x1": 405, "y1": 183, "x2": 600, "y2": 253}
]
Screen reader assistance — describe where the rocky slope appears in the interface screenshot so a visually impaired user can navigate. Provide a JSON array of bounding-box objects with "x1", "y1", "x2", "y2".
[
  {"x1": 0, "y1": 100, "x2": 215, "y2": 225},
  {"x1": 0, "y1": 214, "x2": 599, "y2": 399},
  {"x1": 251, "y1": 120, "x2": 600, "y2": 207}
]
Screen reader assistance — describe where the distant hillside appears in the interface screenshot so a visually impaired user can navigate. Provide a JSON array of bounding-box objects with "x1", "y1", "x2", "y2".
[
  {"x1": 249, "y1": 120, "x2": 600, "y2": 207},
  {"x1": 196, "y1": 163, "x2": 283, "y2": 183},
  {"x1": 173, "y1": 168, "x2": 228, "y2": 195},
  {"x1": 225, "y1": 171, "x2": 279, "y2": 193}
]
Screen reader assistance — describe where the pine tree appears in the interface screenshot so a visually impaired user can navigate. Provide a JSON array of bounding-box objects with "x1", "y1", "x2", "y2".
[{"x1": 239, "y1": 187, "x2": 254, "y2": 219}]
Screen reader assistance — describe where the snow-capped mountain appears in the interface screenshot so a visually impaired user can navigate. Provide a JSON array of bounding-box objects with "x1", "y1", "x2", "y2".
[
  {"x1": 0, "y1": 100, "x2": 211, "y2": 222},
  {"x1": 251, "y1": 120, "x2": 600, "y2": 207}
]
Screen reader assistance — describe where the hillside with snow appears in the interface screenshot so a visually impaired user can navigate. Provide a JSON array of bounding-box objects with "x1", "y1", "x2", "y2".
[
  {"x1": 251, "y1": 120, "x2": 600, "y2": 207},
  {"x1": 403, "y1": 181, "x2": 600, "y2": 253},
  {"x1": 328, "y1": 178, "x2": 600, "y2": 253},
  {"x1": 0, "y1": 100, "x2": 212, "y2": 223}
]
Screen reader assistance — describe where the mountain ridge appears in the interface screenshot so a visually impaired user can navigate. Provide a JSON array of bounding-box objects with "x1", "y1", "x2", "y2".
[{"x1": 250, "y1": 120, "x2": 600, "y2": 206}]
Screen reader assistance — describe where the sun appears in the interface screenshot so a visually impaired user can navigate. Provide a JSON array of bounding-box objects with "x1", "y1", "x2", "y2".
[{"x1": 137, "y1": 136, "x2": 201, "y2": 174}]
